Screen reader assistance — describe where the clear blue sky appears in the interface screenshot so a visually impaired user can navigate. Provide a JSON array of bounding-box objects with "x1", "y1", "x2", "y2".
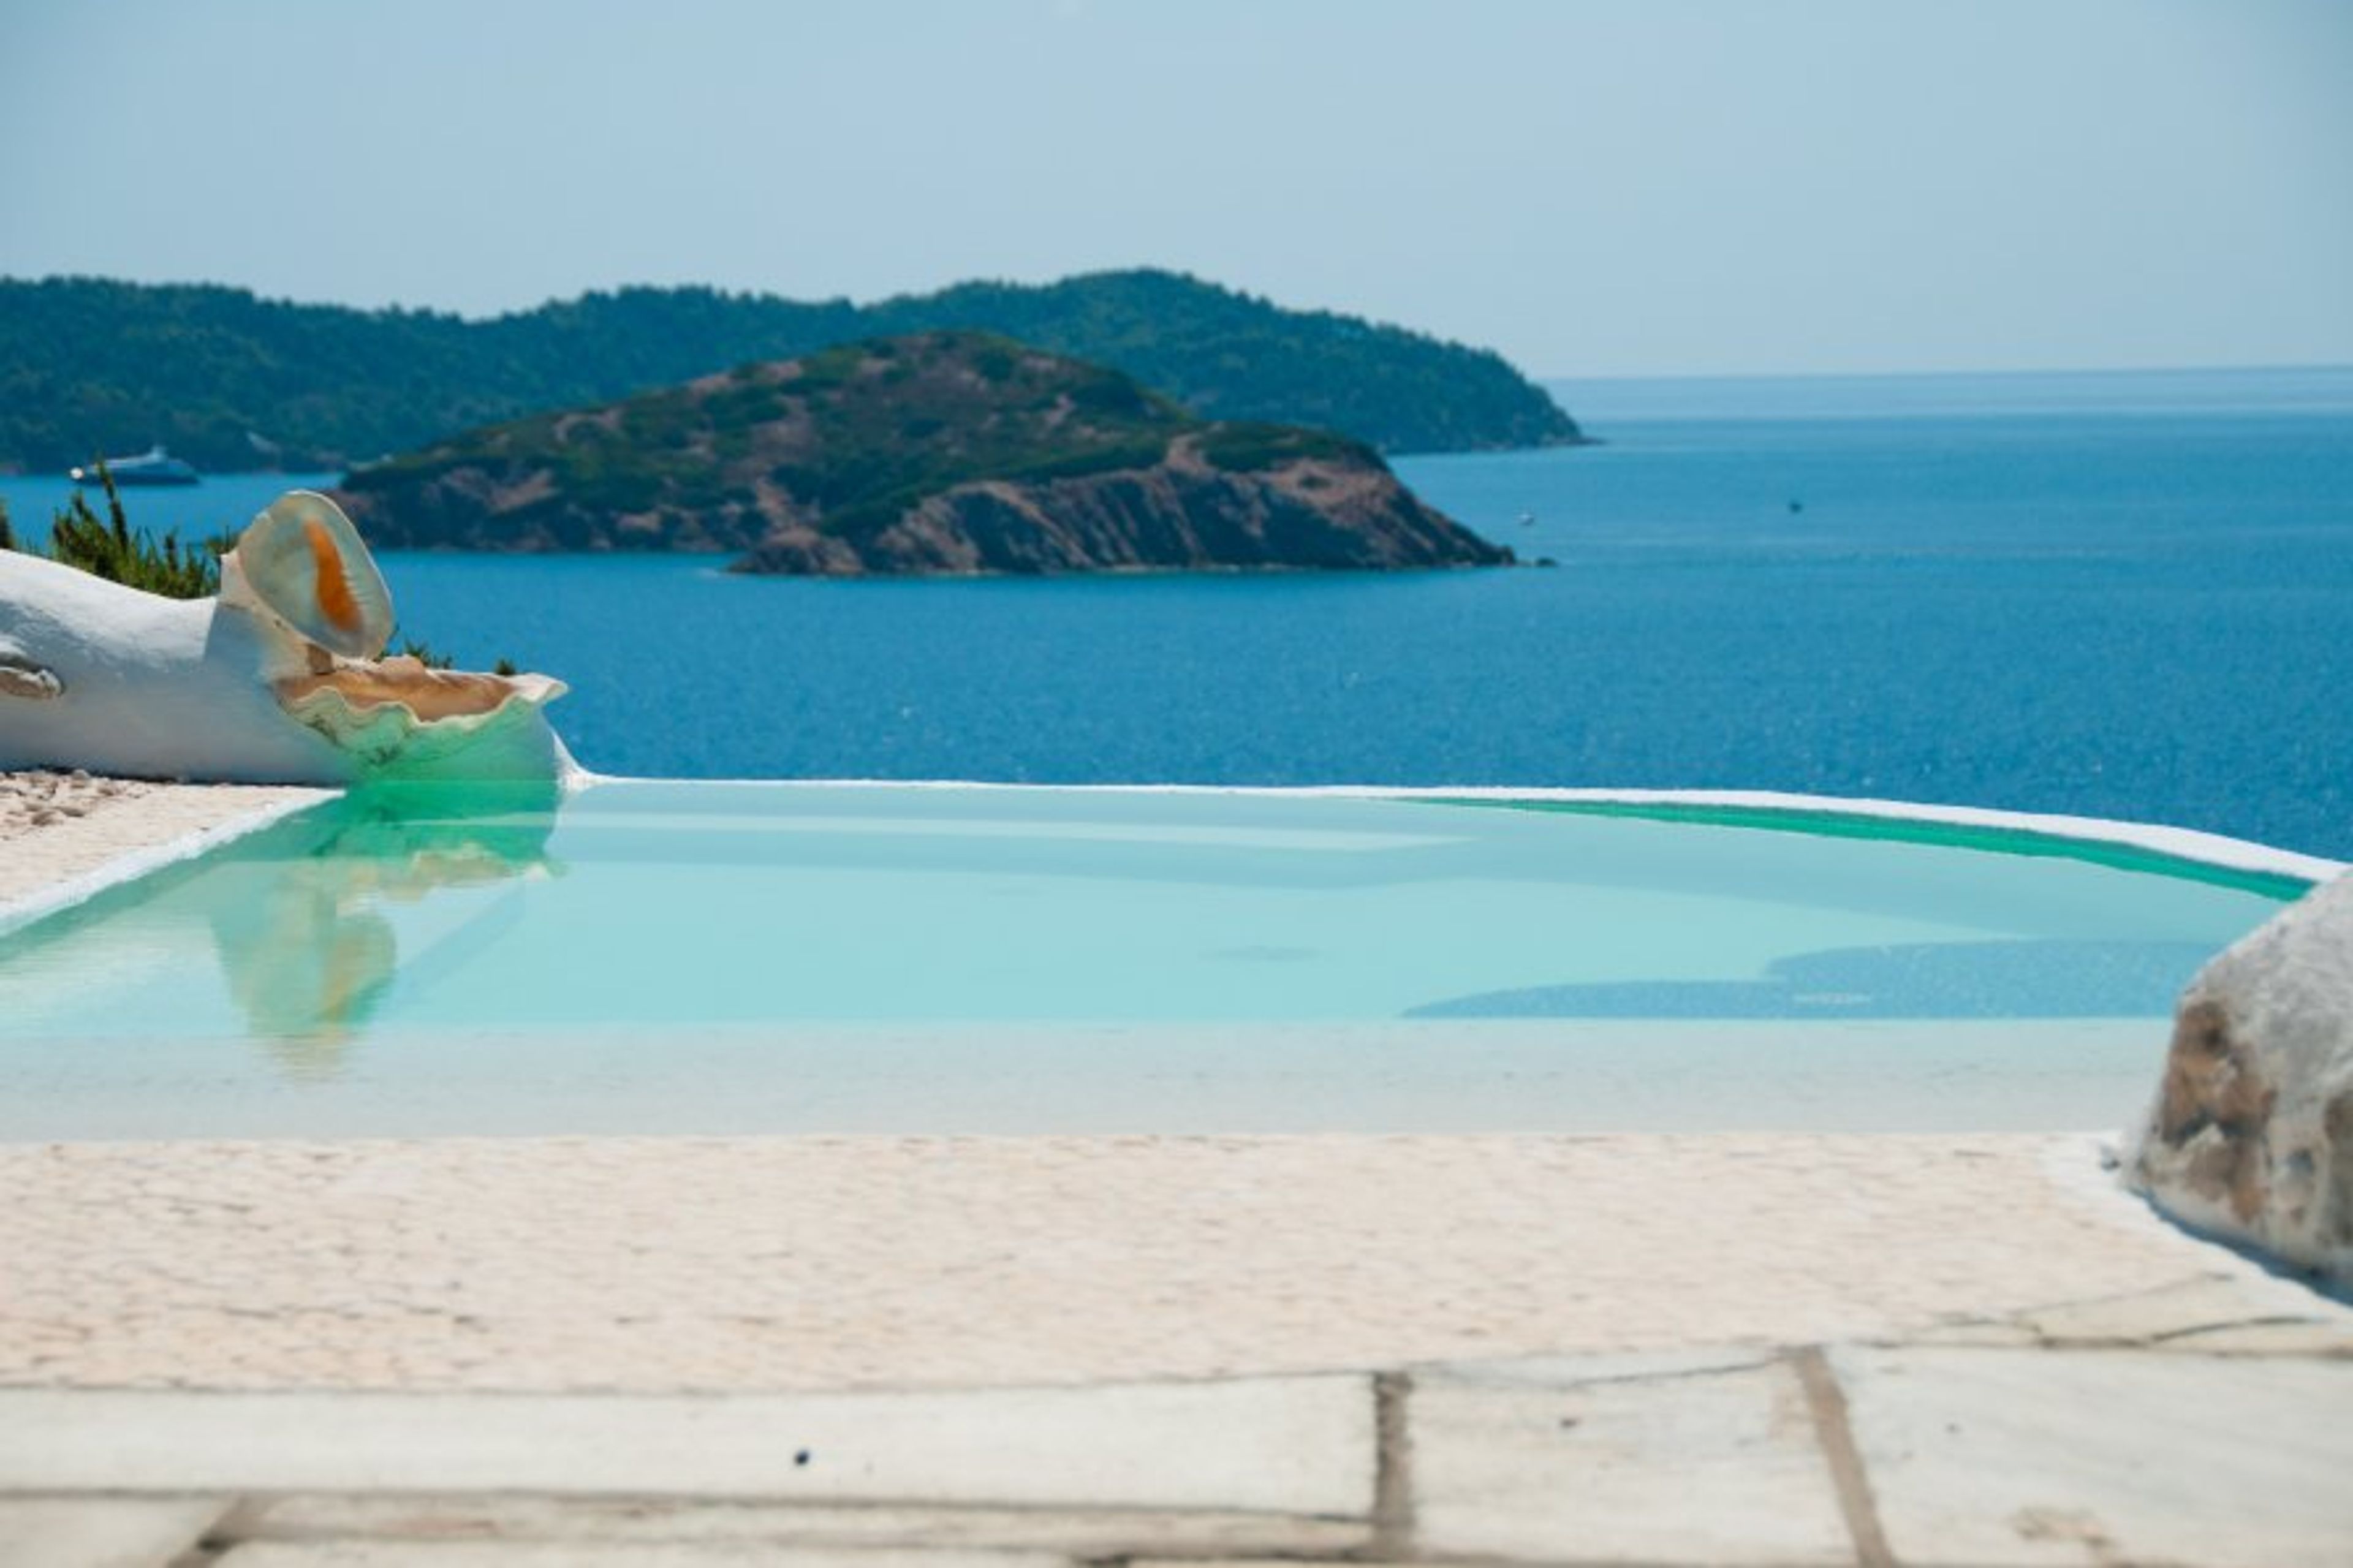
[{"x1": 4, "y1": 0, "x2": 2347, "y2": 377}]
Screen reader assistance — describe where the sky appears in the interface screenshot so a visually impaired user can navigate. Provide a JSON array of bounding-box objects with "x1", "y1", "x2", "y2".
[{"x1": 3, "y1": 0, "x2": 2349, "y2": 378}]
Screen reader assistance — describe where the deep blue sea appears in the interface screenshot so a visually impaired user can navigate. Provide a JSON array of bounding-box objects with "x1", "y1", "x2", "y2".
[{"x1": 6, "y1": 366, "x2": 2349, "y2": 858}]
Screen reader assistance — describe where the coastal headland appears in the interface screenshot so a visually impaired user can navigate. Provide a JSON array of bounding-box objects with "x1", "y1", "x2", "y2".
[{"x1": 333, "y1": 332, "x2": 1514, "y2": 575}]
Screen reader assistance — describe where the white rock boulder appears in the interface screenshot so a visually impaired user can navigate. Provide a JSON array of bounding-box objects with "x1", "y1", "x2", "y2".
[{"x1": 2125, "y1": 871, "x2": 2353, "y2": 1284}]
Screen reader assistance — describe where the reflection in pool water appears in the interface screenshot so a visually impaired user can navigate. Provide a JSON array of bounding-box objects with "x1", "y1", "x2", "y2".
[
  {"x1": 223, "y1": 787, "x2": 562, "y2": 1070},
  {"x1": 0, "y1": 782, "x2": 2308, "y2": 1137}
]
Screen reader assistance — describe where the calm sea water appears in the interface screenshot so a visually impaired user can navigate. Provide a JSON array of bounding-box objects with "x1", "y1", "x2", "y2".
[{"x1": 5, "y1": 367, "x2": 2349, "y2": 858}]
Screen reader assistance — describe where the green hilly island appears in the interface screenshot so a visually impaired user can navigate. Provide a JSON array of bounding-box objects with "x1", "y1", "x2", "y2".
[
  {"x1": 0, "y1": 270, "x2": 1580, "y2": 474},
  {"x1": 332, "y1": 331, "x2": 1514, "y2": 576}
]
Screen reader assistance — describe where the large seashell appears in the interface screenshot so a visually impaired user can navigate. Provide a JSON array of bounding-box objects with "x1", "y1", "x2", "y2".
[
  {"x1": 273, "y1": 657, "x2": 572, "y2": 781},
  {"x1": 222, "y1": 491, "x2": 394, "y2": 660}
]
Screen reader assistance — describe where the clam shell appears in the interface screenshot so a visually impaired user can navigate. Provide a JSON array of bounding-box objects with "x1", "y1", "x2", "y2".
[
  {"x1": 275, "y1": 665, "x2": 572, "y2": 781},
  {"x1": 226, "y1": 491, "x2": 393, "y2": 659}
]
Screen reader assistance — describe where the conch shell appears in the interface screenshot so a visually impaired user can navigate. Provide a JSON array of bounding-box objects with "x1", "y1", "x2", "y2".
[{"x1": 221, "y1": 491, "x2": 396, "y2": 662}]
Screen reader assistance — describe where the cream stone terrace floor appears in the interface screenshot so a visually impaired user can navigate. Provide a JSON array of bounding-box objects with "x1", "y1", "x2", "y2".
[{"x1": 5, "y1": 1328, "x2": 2353, "y2": 1566}]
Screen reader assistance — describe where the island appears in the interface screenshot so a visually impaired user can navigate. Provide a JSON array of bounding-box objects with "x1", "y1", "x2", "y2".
[{"x1": 331, "y1": 333, "x2": 1515, "y2": 576}]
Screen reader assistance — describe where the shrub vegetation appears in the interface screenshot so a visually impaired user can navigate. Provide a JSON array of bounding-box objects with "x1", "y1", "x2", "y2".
[{"x1": 0, "y1": 461, "x2": 227, "y2": 598}]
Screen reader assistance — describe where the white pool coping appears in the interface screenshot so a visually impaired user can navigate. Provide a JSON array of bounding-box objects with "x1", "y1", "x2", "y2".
[
  {"x1": 5, "y1": 779, "x2": 2333, "y2": 947},
  {"x1": 584, "y1": 773, "x2": 2349, "y2": 884}
]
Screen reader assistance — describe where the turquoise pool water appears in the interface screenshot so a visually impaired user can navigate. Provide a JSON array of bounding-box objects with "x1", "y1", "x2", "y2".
[{"x1": 0, "y1": 782, "x2": 2301, "y2": 1138}]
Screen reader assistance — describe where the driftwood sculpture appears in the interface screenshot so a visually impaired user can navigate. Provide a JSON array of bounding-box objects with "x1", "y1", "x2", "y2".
[{"x1": 0, "y1": 491, "x2": 569, "y2": 784}]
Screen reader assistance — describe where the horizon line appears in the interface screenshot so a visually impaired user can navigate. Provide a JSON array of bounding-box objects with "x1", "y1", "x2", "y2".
[{"x1": 1537, "y1": 360, "x2": 2353, "y2": 385}]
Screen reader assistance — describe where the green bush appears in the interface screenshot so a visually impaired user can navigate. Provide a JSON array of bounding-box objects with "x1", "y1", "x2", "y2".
[
  {"x1": 1197, "y1": 422, "x2": 1377, "y2": 473},
  {"x1": 4, "y1": 461, "x2": 228, "y2": 599},
  {"x1": 999, "y1": 437, "x2": 1172, "y2": 483}
]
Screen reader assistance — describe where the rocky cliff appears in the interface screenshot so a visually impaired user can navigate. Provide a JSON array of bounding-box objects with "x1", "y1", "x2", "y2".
[{"x1": 738, "y1": 437, "x2": 1496, "y2": 576}]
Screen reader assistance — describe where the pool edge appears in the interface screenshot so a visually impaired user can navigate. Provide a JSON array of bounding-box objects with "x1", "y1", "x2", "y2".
[{"x1": 570, "y1": 773, "x2": 2346, "y2": 889}]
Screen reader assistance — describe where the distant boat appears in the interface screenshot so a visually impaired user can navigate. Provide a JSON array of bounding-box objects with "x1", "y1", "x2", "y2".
[
  {"x1": 70, "y1": 446, "x2": 200, "y2": 487},
  {"x1": 1517, "y1": 510, "x2": 1537, "y2": 527}
]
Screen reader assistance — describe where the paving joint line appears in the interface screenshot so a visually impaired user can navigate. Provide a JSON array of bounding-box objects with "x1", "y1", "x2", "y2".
[
  {"x1": 166, "y1": 1490, "x2": 1381, "y2": 1561},
  {"x1": 1369, "y1": 1368, "x2": 1414, "y2": 1559},
  {"x1": 1790, "y1": 1345, "x2": 1894, "y2": 1568},
  {"x1": 161, "y1": 1493, "x2": 249, "y2": 1567}
]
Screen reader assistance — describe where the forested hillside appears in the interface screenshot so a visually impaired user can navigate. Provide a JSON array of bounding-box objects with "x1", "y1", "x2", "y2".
[{"x1": 0, "y1": 270, "x2": 1579, "y2": 473}]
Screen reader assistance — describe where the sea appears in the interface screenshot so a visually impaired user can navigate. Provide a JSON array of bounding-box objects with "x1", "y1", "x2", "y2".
[{"x1": 5, "y1": 366, "x2": 2349, "y2": 860}]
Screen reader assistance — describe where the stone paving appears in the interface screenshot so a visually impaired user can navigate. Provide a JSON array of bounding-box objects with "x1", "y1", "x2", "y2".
[{"x1": 4, "y1": 1336, "x2": 2351, "y2": 1566}]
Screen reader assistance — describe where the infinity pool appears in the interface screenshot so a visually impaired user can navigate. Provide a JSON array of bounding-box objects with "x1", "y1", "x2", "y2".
[{"x1": 0, "y1": 781, "x2": 2307, "y2": 1138}]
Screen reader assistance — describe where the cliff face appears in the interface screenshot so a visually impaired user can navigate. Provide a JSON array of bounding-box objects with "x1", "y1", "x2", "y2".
[
  {"x1": 737, "y1": 444, "x2": 1505, "y2": 575},
  {"x1": 335, "y1": 333, "x2": 1514, "y2": 577}
]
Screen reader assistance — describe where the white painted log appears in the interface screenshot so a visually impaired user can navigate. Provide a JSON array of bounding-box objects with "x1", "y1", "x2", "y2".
[{"x1": 0, "y1": 491, "x2": 570, "y2": 785}]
